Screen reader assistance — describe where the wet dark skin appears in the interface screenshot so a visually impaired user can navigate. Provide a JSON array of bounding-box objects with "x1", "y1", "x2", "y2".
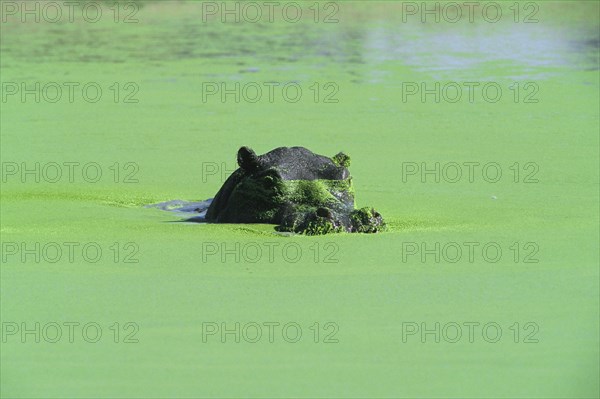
[{"x1": 205, "y1": 146, "x2": 385, "y2": 235}]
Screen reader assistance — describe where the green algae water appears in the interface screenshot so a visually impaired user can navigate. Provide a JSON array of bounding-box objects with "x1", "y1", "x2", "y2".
[{"x1": 1, "y1": 1, "x2": 598, "y2": 397}]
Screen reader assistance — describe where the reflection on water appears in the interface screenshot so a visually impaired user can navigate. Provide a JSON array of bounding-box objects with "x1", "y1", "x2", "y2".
[
  {"x1": 364, "y1": 24, "x2": 599, "y2": 80},
  {"x1": 1, "y1": 1, "x2": 598, "y2": 82}
]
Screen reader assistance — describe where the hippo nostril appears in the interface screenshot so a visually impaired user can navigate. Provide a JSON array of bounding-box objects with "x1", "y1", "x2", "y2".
[{"x1": 316, "y1": 207, "x2": 332, "y2": 218}]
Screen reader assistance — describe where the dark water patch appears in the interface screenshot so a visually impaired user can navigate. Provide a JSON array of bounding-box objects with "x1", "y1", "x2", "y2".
[{"x1": 146, "y1": 199, "x2": 213, "y2": 222}]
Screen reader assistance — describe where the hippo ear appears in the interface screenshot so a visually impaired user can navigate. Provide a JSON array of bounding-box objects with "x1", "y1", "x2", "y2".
[
  {"x1": 237, "y1": 146, "x2": 261, "y2": 171},
  {"x1": 332, "y1": 152, "x2": 351, "y2": 168}
]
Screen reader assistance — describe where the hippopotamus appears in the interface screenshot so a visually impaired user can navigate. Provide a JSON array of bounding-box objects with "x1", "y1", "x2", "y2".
[
  {"x1": 205, "y1": 146, "x2": 384, "y2": 234},
  {"x1": 148, "y1": 146, "x2": 385, "y2": 235}
]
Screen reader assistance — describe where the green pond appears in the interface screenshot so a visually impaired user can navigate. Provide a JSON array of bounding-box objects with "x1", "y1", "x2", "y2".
[{"x1": 1, "y1": 1, "x2": 598, "y2": 397}]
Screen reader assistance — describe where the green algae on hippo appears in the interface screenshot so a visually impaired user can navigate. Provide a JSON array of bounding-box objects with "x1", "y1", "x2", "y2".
[{"x1": 204, "y1": 146, "x2": 385, "y2": 235}]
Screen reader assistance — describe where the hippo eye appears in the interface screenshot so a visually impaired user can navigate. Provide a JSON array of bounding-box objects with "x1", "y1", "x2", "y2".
[{"x1": 263, "y1": 169, "x2": 281, "y2": 179}]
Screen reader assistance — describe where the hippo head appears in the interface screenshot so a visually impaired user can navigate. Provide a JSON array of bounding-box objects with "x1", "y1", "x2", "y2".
[{"x1": 205, "y1": 146, "x2": 385, "y2": 235}]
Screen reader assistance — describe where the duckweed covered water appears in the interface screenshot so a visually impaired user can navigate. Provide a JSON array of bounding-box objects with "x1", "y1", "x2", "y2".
[{"x1": 1, "y1": 1, "x2": 599, "y2": 397}]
